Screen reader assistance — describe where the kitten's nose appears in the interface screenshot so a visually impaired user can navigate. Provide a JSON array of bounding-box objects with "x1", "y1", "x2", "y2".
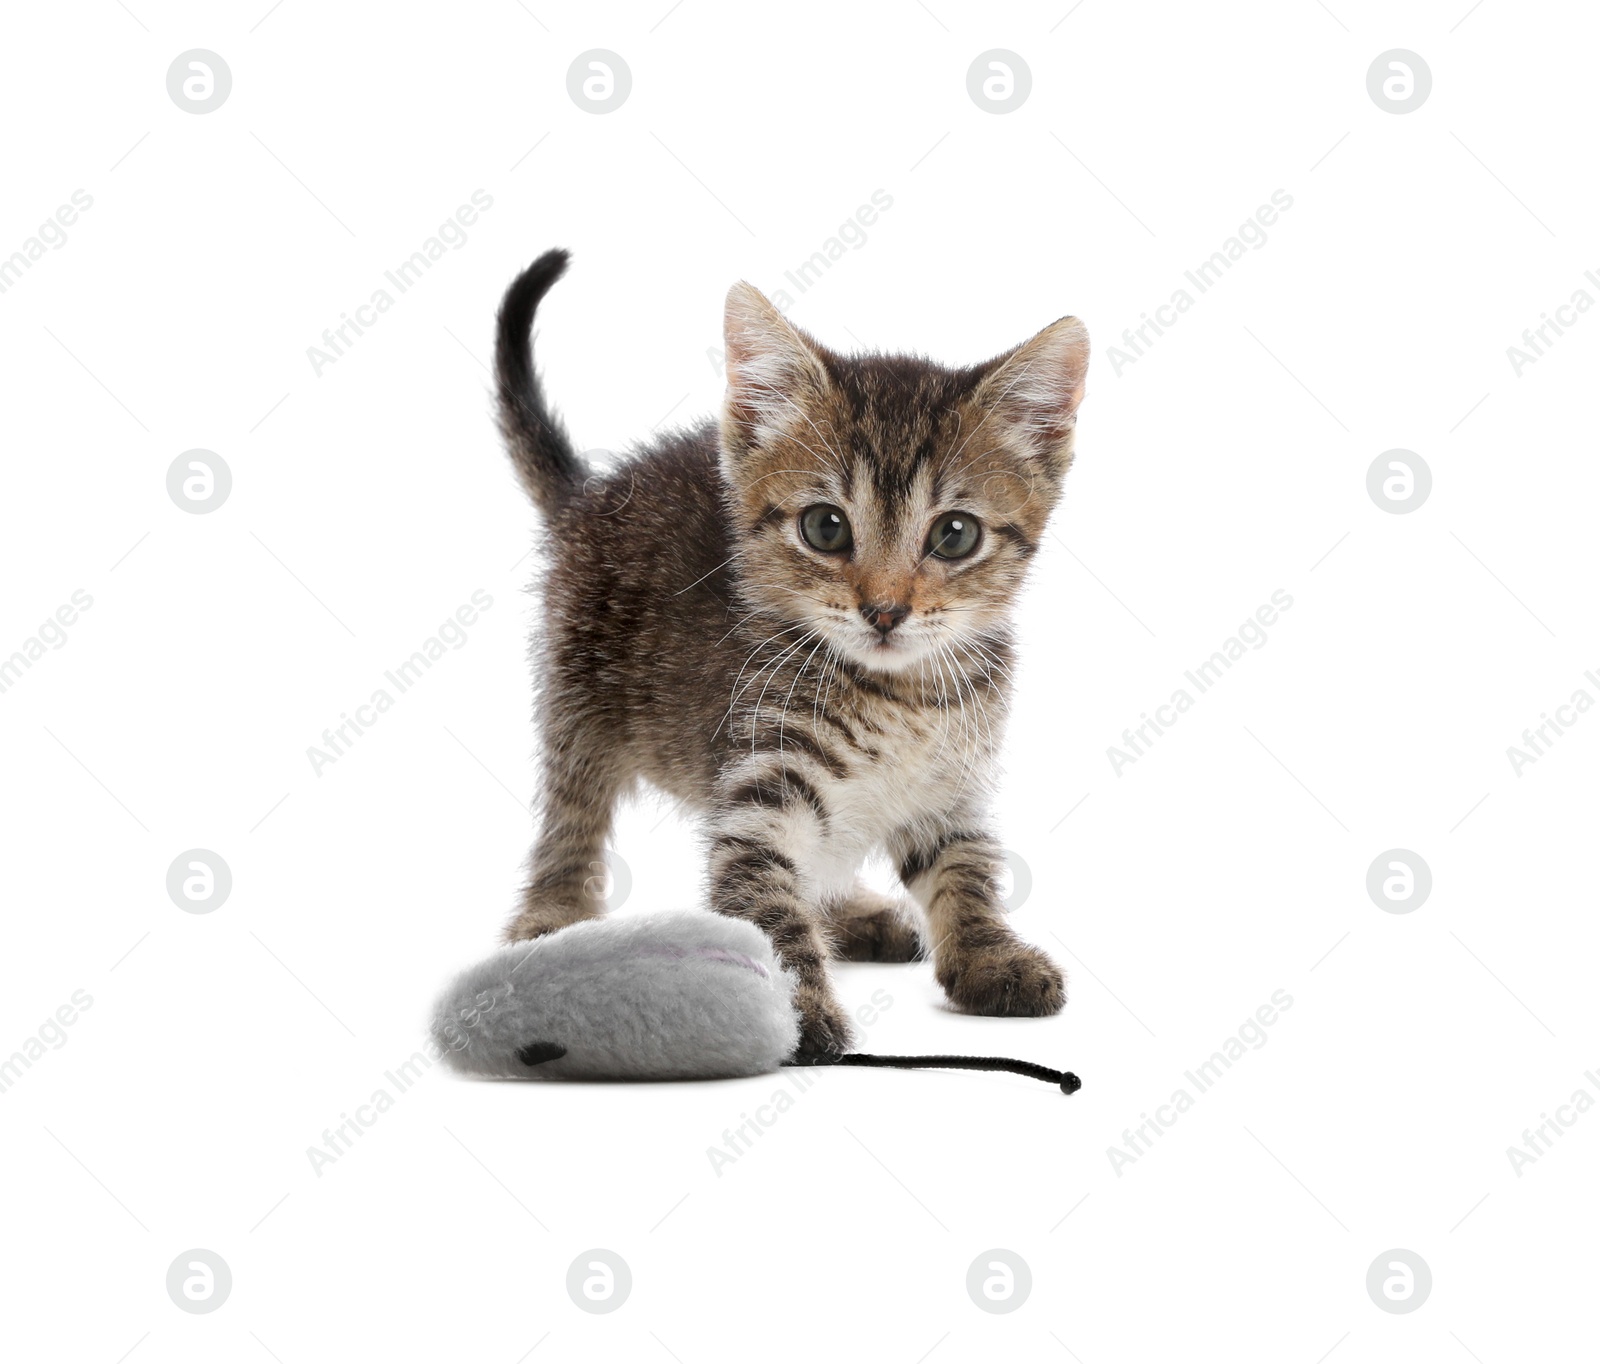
[{"x1": 861, "y1": 602, "x2": 910, "y2": 636}]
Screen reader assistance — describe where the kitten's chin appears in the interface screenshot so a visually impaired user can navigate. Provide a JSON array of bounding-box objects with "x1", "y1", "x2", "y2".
[{"x1": 844, "y1": 634, "x2": 927, "y2": 675}]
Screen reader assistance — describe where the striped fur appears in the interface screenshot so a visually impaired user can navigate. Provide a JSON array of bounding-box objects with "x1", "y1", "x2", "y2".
[{"x1": 495, "y1": 253, "x2": 1089, "y2": 1055}]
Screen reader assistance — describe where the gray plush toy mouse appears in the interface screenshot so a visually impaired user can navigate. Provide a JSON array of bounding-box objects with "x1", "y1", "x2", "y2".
[{"x1": 430, "y1": 911, "x2": 1080, "y2": 1094}]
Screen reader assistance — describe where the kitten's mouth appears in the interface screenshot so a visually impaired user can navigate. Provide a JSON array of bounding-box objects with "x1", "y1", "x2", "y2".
[
  {"x1": 853, "y1": 630, "x2": 924, "y2": 671},
  {"x1": 817, "y1": 616, "x2": 928, "y2": 671}
]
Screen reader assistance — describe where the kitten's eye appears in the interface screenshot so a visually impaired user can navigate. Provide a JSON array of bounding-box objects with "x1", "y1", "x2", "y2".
[
  {"x1": 799, "y1": 504, "x2": 853, "y2": 554},
  {"x1": 928, "y1": 511, "x2": 981, "y2": 560}
]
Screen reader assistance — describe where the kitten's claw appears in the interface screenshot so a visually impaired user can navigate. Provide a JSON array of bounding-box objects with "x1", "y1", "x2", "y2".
[
  {"x1": 940, "y1": 941, "x2": 1065, "y2": 1017},
  {"x1": 793, "y1": 986, "x2": 856, "y2": 1057}
]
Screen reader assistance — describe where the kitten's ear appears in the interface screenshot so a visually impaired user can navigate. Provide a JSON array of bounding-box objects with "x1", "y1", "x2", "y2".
[
  {"x1": 973, "y1": 316, "x2": 1090, "y2": 454},
  {"x1": 721, "y1": 282, "x2": 830, "y2": 453}
]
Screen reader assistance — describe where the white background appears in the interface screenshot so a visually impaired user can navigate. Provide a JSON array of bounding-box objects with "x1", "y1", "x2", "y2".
[{"x1": 2, "y1": 1, "x2": 1596, "y2": 1360}]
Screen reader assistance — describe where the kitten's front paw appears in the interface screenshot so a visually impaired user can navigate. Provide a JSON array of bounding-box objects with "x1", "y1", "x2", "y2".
[
  {"x1": 939, "y1": 941, "x2": 1065, "y2": 1017},
  {"x1": 792, "y1": 985, "x2": 856, "y2": 1058}
]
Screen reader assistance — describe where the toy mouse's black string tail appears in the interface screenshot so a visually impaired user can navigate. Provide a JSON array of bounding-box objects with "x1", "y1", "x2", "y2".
[{"x1": 787, "y1": 1052, "x2": 1082, "y2": 1096}]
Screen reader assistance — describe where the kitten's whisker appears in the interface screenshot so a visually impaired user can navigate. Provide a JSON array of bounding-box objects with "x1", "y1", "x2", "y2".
[
  {"x1": 813, "y1": 647, "x2": 840, "y2": 737},
  {"x1": 671, "y1": 552, "x2": 738, "y2": 596},
  {"x1": 778, "y1": 632, "x2": 830, "y2": 756},
  {"x1": 747, "y1": 629, "x2": 820, "y2": 762},
  {"x1": 730, "y1": 637, "x2": 806, "y2": 739},
  {"x1": 723, "y1": 626, "x2": 803, "y2": 738},
  {"x1": 715, "y1": 606, "x2": 769, "y2": 649},
  {"x1": 942, "y1": 636, "x2": 994, "y2": 789},
  {"x1": 961, "y1": 636, "x2": 1018, "y2": 688},
  {"x1": 755, "y1": 630, "x2": 823, "y2": 757},
  {"x1": 925, "y1": 644, "x2": 959, "y2": 769},
  {"x1": 936, "y1": 640, "x2": 978, "y2": 787},
  {"x1": 731, "y1": 653, "x2": 793, "y2": 748}
]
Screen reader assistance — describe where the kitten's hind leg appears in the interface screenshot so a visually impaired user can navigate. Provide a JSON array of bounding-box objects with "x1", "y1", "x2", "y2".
[
  {"x1": 823, "y1": 881, "x2": 926, "y2": 963},
  {"x1": 503, "y1": 743, "x2": 625, "y2": 943}
]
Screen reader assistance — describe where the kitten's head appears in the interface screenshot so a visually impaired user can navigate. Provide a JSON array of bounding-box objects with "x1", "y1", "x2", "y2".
[{"x1": 718, "y1": 283, "x2": 1089, "y2": 674}]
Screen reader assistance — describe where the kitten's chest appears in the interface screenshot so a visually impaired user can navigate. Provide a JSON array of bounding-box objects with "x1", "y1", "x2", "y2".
[{"x1": 824, "y1": 689, "x2": 1002, "y2": 844}]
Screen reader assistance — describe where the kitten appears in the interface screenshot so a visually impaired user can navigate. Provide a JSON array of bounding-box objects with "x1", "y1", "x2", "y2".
[{"x1": 494, "y1": 249, "x2": 1089, "y2": 1056}]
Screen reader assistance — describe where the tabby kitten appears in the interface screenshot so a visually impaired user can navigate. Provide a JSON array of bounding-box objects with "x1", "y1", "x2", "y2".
[{"x1": 494, "y1": 250, "x2": 1089, "y2": 1056}]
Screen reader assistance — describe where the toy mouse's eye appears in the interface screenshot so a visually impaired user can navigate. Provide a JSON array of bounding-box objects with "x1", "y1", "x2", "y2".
[
  {"x1": 517, "y1": 1041, "x2": 567, "y2": 1066},
  {"x1": 928, "y1": 512, "x2": 980, "y2": 560},
  {"x1": 799, "y1": 504, "x2": 852, "y2": 554}
]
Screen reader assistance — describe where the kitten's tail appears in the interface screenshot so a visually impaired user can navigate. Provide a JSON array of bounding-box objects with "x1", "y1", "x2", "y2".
[{"x1": 495, "y1": 248, "x2": 585, "y2": 514}]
